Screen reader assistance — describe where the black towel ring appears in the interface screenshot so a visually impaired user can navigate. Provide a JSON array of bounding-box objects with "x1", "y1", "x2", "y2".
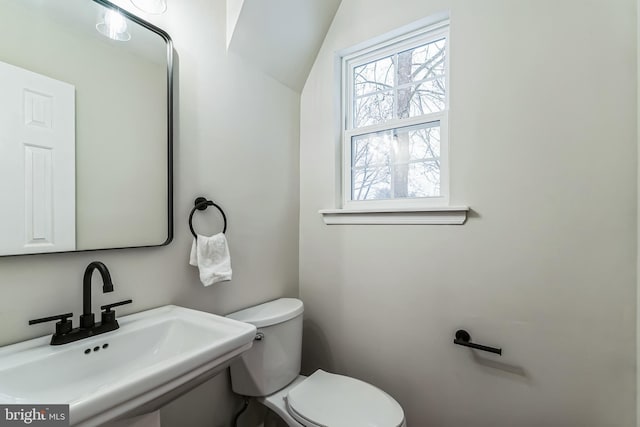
[{"x1": 189, "y1": 197, "x2": 227, "y2": 238}]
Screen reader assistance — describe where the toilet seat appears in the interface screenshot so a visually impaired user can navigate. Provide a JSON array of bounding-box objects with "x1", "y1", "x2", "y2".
[{"x1": 284, "y1": 370, "x2": 405, "y2": 427}]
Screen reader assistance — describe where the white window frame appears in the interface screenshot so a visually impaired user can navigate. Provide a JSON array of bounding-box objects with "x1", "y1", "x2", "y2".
[{"x1": 341, "y1": 20, "x2": 450, "y2": 210}]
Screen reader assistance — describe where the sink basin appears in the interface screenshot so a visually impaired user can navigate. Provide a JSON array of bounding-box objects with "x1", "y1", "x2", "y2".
[{"x1": 0, "y1": 305, "x2": 257, "y2": 426}]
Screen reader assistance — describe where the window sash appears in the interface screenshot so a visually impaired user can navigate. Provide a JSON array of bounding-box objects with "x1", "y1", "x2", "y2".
[
  {"x1": 343, "y1": 113, "x2": 449, "y2": 209},
  {"x1": 344, "y1": 24, "x2": 450, "y2": 132}
]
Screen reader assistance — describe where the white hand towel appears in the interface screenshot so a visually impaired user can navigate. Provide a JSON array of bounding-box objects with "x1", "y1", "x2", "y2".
[{"x1": 189, "y1": 233, "x2": 232, "y2": 286}]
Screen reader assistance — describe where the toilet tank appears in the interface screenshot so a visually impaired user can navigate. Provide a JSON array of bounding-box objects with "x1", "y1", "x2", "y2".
[{"x1": 226, "y1": 298, "x2": 304, "y2": 396}]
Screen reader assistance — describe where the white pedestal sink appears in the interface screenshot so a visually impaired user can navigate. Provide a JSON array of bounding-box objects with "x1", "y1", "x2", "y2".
[{"x1": 0, "y1": 305, "x2": 257, "y2": 426}]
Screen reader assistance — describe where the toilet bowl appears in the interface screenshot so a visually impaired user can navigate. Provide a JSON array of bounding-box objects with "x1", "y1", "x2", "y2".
[
  {"x1": 227, "y1": 298, "x2": 406, "y2": 427},
  {"x1": 260, "y1": 371, "x2": 407, "y2": 427}
]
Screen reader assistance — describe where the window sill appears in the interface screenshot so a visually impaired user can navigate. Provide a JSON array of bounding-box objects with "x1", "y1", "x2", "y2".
[{"x1": 318, "y1": 206, "x2": 469, "y2": 225}]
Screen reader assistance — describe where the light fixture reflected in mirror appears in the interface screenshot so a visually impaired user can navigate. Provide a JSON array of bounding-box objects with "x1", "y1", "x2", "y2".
[
  {"x1": 130, "y1": 0, "x2": 167, "y2": 14},
  {"x1": 96, "y1": 9, "x2": 131, "y2": 41}
]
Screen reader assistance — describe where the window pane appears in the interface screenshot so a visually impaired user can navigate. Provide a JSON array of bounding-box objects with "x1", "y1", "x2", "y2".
[
  {"x1": 351, "y1": 122, "x2": 441, "y2": 201},
  {"x1": 352, "y1": 167, "x2": 391, "y2": 200},
  {"x1": 407, "y1": 122, "x2": 440, "y2": 160},
  {"x1": 397, "y1": 79, "x2": 445, "y2": 118},
  {"x1": 408, "y1": 161, "x2": 440, "y2": 197},
  {"x1": 412, "y1": 80, "x2": 446, "y2": 115},
  {"x1": 354, "y1": 55, "x2": 395, "y2": 97},
  {"x1": 354, "y1": 91, "x2": 394, "y2": 128},
  {"x1": 391, "y1": 122, "x2": 441, "y2": 198},
  {"x1": 352, "y1": 130, "x2": 392, "y2": 168},
  {"x1": 403, "y1": 38, "x2": 446, "y2": 82},
  {"x1": 395, "y1": 38, "x2": 446, "y2": 119},
  {"x1": 351, "y1": 130, "x2": 392, "y2": 200}
]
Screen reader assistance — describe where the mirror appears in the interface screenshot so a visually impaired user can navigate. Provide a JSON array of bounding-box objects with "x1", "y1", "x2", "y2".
[{"x1": 0, "y1": 0, "x2": 173, "y2": 256}]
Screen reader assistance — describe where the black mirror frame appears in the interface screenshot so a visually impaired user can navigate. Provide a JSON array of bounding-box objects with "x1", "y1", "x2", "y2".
[{"x1": 2, "y1": 0, "x2": 174, "y2": 257}]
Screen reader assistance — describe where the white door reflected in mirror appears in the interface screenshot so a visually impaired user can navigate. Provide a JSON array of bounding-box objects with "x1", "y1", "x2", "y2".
[{"x1": 0, "y1": 61, "x2": 76, "y2": 255}]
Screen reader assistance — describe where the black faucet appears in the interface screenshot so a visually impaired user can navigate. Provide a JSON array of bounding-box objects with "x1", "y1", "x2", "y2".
[
  {"x1": 29, "y1": 261, "x2": 132, "y2": 345},
  {"x1": 80, "y1": 261, "x2": 114, "y2": 329}
]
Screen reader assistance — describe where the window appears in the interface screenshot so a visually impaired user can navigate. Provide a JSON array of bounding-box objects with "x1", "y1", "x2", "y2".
[{"x1": 342, "y1": 20, "x2": 449, "y2": 209}]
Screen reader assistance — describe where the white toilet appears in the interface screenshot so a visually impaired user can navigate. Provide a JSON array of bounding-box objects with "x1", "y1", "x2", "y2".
[{"x1": 227, "y1": 298, "x2": 407, "y2": 427}]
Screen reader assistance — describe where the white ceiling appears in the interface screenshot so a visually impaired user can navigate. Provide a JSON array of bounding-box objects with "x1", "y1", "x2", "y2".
[{"x1": 226, "y1": 0, "x2": 342, "y2": 92}]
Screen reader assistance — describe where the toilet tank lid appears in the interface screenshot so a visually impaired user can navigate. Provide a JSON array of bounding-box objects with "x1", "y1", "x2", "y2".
[{"x1": 226, "y1": 298, "x2": 304, "y2": 328}]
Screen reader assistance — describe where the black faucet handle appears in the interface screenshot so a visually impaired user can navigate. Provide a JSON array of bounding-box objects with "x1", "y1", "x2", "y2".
[
  {"x1": 100, "y1": 299, "x2": 133, "y2": 312},
  {"x1": 100, "y1": 299, "x2": 132, "y2": 326},
  {"x1": 29, "y1": 313, "x2": 74, "y2": 335},
  {"x1": 29, "y1": 312, "x2": 73, "y2": 325}
]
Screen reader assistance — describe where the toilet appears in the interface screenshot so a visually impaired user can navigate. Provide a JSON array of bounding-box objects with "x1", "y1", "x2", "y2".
[{"x1": 227, "y1": 298, "x2": 407, "y2": 427}]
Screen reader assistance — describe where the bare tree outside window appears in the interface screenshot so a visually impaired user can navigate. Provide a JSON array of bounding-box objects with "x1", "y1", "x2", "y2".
[{"x1": 349, "y1": 37, "x2": 446, "y2": 201}]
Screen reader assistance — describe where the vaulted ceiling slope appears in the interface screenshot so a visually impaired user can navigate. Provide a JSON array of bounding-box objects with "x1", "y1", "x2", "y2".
[{"x1": 226, "y1": 0, "x2": 342, "y2": 92}]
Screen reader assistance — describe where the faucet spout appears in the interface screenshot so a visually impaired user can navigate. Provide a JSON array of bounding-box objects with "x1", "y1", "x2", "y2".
[{"x1": 80, "y1": 261, "x2": 114, "y2": 329}]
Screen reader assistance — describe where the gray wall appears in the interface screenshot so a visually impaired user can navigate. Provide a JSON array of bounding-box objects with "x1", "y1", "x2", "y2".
[
  {"x1": 0, "y1": 0, "x2": 300, "y2": 425},
  {"x1": 299, "y1": 1, "x2": 637, "y2": 426},
  {"x1": 1, "y1": 0, "x2": 637, "y2": 426}
]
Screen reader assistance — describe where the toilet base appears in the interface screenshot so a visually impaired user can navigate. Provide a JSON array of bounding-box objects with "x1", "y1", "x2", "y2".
[{"x1": 258, "y1": 376, "x2": 307, "y2": 427}]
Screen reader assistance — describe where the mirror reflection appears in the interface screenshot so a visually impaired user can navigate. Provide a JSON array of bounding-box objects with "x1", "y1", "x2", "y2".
[{"x1": 0, "y1": 0, "x2": 172, "y2": 256}]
